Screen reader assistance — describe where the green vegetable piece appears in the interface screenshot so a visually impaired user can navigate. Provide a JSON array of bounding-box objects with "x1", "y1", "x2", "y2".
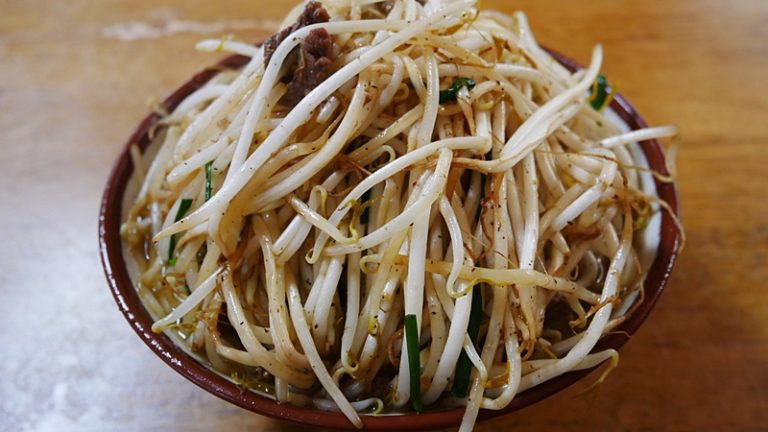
[
  {"x1": 204, "y1": 161, "x2": 214, "y2": 201},
  {"x1": 168, "y1": 198, "x2": 193, "y2": 265},
  {"x1": 451, "y1": 285, "x2": 483, "y2": 397},
  {"x1": 439, "y1": 77, "x2": 476, "y2": 104},
  {"x1": 589, "y1": 74, "x2": 609, "y2": 110},
  {"x1": 404, "y1": 314, "x2": 423, "y2": 412}
]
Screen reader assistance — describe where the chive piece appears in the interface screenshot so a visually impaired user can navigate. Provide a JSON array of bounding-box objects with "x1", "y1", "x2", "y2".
[
  {"x1": 175, "y1": 199, "x2": 194, "y2": 220},
  {"x1": 451, "y1": 285, "x2": 483, "y2": 397},
  {"x1": 204, "y1": 160, "x2": 214, "y2": 201},
  {"x1": 404, "y1": 314, "x2": 422, "y2": 412},
  {"x1": 168, "y1": 198, "x2": 193, "y2": 265},
  {"x1": 439, "y1": 77, "x2": 476, "y2": 104},
  {"x1": 589, "y1": 74, "x2": 609, "y2": 110}
]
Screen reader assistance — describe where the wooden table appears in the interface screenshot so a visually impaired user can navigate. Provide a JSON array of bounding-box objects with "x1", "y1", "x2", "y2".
[{"x1": 2, "y1": 0, "x2": 766, "y2": 430}]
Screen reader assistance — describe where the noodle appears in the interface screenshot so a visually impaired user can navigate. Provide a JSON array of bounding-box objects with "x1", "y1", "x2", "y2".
[{"x1": 121, "y1": 0, "x2": 679, "y2": 430}]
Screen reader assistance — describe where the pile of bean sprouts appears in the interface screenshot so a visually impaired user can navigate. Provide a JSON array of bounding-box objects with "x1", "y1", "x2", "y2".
[{"x1": 120, "y1": 0, "x2": 679, "y2": 430}]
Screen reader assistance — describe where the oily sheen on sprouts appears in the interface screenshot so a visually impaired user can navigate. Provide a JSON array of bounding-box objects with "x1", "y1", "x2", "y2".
[{"x1": 120, "y1": 0, "x2": 679, "y2": 430}]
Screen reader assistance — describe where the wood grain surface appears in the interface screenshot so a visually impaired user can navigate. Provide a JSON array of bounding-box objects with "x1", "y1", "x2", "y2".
[{"x1": 1, "y1": 0, "x2": 766, "y2": 431}]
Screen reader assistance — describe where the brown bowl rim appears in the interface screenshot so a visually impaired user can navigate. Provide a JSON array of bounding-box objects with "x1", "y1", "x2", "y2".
[{"x1": 98, "y1": 48, "x2": 681, "y2": 431}]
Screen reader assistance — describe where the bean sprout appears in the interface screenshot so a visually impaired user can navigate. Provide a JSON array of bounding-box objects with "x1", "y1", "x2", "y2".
[{"x1": 121, "y1": 1, "x2": 679, "y2": 430}]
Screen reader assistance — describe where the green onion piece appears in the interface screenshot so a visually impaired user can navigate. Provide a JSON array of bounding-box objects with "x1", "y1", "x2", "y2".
[
  {"x1": 175, "y1": 199, "x2": 194, "y2": 221},
  {"x1": 589, "y1": 74, "x2": 609, "y2": 110},
  {"x1": 451, "y1": 285, "x2": 483, "y2": 397},
  {"x1": 204, "y1": 160, "x2": 214, "y2": 201},
  {"x1": 439, "y1": 77, "x2": 476, "y2": 104},
  {"x1": 404, "y1": 314, "x2": 422, "y2": 412},
  {"x1": 168, "y1": 198, "x2": 193, "y2": 265}
]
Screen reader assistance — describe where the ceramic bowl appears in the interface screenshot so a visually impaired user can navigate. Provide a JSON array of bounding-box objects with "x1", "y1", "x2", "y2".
[{"x1": 99, "y1": 48, "x2": 681, "y2": 430}]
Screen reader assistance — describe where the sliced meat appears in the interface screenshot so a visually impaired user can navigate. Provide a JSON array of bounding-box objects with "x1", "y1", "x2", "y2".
[
  {"x1": 262, "y1": 1, "x2": 335, "y2": 107},
  {"x1": 279, "y1": 28, "x2": 334, "y2": 107},
  {"x1": 263, "y1": 0, "x2": 331, "y2": 64}
]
